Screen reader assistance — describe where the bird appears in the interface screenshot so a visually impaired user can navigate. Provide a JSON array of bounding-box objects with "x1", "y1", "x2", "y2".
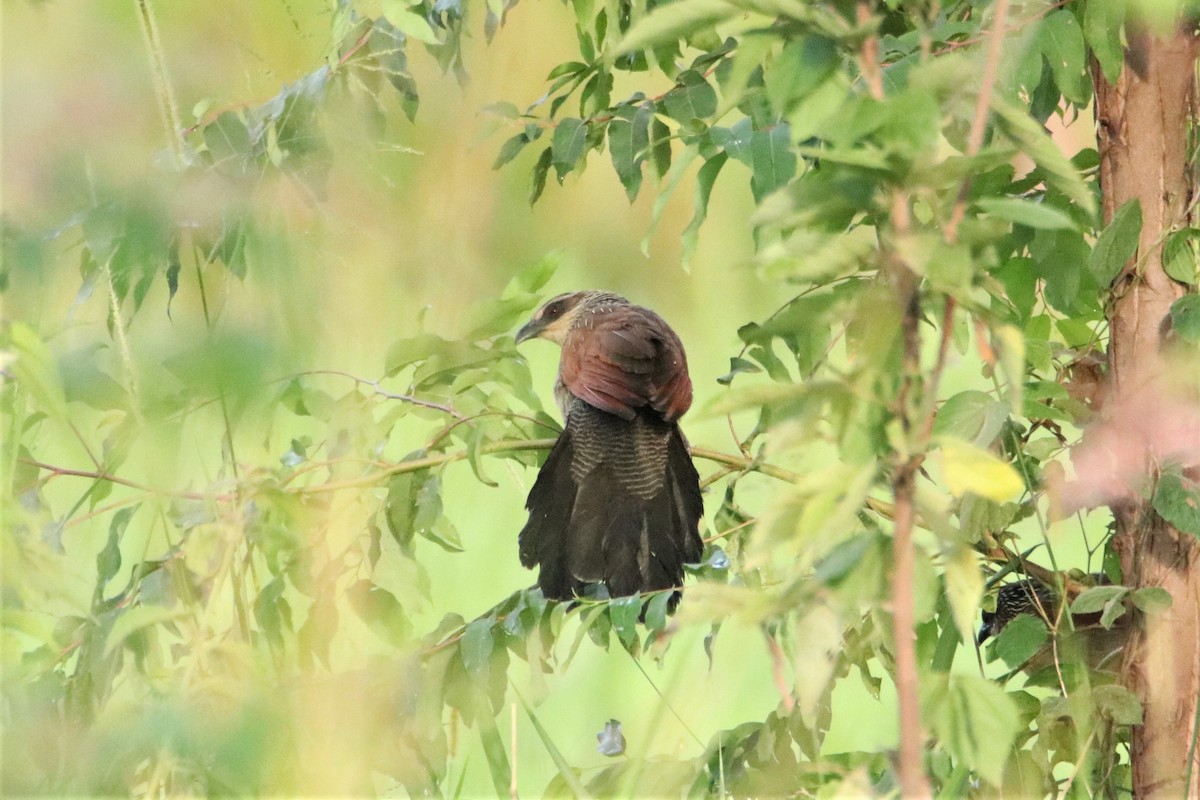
[
  {"x1": 513, "y1": 290, "x2": 704, "y2": 607},
  {"x1": 978, "y1": 577, "x2": 1129, "y2": 674}
]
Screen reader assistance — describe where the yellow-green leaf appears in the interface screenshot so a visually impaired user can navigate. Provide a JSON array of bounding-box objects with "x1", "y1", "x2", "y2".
[{"x1": 936, "y1": 437, "x2": 1024, "y2": 501}]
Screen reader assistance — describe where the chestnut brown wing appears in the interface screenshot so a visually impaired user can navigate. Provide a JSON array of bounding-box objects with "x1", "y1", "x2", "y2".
[{"x1": 559, "y1": 306, "x2": 692, "y2": 422}]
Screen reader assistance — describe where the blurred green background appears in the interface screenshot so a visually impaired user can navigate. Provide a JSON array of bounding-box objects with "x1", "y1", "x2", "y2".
[{"x1": 2, "y1": 1, "x2": 1106, "y2": 795}]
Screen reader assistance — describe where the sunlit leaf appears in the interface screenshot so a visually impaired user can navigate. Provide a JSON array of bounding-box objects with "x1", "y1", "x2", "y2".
[{"x1": 936, "y1": 437, "x2": 1024, "y2": 502}]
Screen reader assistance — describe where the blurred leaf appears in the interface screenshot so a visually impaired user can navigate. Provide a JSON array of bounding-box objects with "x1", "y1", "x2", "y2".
[
  {"x1": 1093, "y1": 684, "x2": 1142, "y2": 726},
  {"x1": 8, "y1": 323, "x2": 68, "y2": 419},
  {"x1": 943, "y1": 545, "x2": 983, "y2": 645},
  {"x1": 96, "y1": 506, "x2": 139, "y2": 596},
  {"x1": 461, "y1": 617, "x2": 495, "y2": 678},
  {"x1": 681, "y1": 152, "x2": 727, "y2": 270},
  {"x1": 1152, "y1": 467, "x2": 1200, "y2": 537},
  {"x1": 976, "y1": 197, "x2": 1076, "y2": 230},
  {"x1": 382, "y1": 1, "x2": 440, "y2": 44},
  {"x1": 103, "y1": 605, "x2": 184, "y2": 657},
  {"x1": 922, "y1": 674, "x2": 1022, "y2": 787},
  {"x1": 1168, "y1": 295, "x2": 1200, "y2": 345},
  {"x1": 613, "y1": 0, "x2": 736, "y2": 56},
  {"x1": 936, "y1": 437, "x2": 1024, "y2": 502},
  {"x1": 933, "y1": 391, "x2": 1008, "y2": 447},
  {"x1": 1089, "y1": 199, "x2": 1142, "y2": 286},
  {"x1": 347, "y1": 579, "x2": 412, "y2": 646},
  {"x1": 993, "y1": 96, "x2": 1096, "y2": 220}
]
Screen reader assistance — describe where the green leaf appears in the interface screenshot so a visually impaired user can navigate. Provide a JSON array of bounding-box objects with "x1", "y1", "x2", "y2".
[
  {"x1": 204, "y1": 112, "x2": 253, "y2": 175},
  {"x1": 943, "y1": 544, "x2": 983, "y2": 645},
  {"x1": 662, "y1": 70, "x2": 718, "y2": 123},
  {"x1": 936, "y1": 437, "x2": 1024, "y2": 502},
  {"x1": 612, "y1": 0, "x2": 737, "y2": 57},
  {"x1": 992, "y1": 96, "x2": 1096, "y2": 220},
  {"x1": 1071, "y1": 585, "x2": 1127, "y2": 614},
  {"x1": 609, "y1": 595, "x2": 641, "y2": 648},
  {"x1": 381, "y1": 1, "x2": 439, "y2": 44},
  {"x1": 641, "y1": 142, "x2": 700, "y2": 254},
  {"x1": 923, "y1": 675, "x2": 1022, "y2": 787},
  {"x1": 976, "y1": 197, "x2": 1077, "y2": 230},
  {"x1": 8, "y1": 323, "x2": 68, "y2": 420},
  {"x1": 476, "y1": 713, "x2": 512, "y2": 797},
  {"x1": 650, "y1": 116, "x2": 672, "y2": 179},
  {"x1": 1089, "y1": 199, "x2": 1142, "y2": 286},
  {"x1": 609, "y1": 104, "x2": 652, "y2": 202},
  {"x1": 1084, "y1": 0, "x2": 1126, "y2": 84},
  {"x1": 1169, "y1": 295, "x2": 1200, "y2": 345},
  {"x1": 552, "y1": 118, "x2": 588, "y2": 181},
  {"x1": 1162, "y1": 227, "x2": 1199, "y2": 284},
  {"x1": 530, "y1": 146, "x2": 553, "y2": 204},
  {"x1": 1038, "y1": 10, "x2": 1088, "y2": 105},
  {"x1": 1093, "y1": 684, "x2": 1142, "y2": 725},
  {"x1": 493, "y1": 132, "x2": 531, "y2": 170},
  {"x1": 1152, "y1": 467, "x2": 1200, "y2": 537},
  {"x1": 461, "y1": 617, "x2": 495, "y2": 678},
  {"x1": 994, "y1": 324, "x2": 1026, "y2": 415},
  {"x1": 97, "y1": 506, "x2": 139, "y2": 590},
  {"x1": 934, "y1": 391, "x2": 1009, "y2": 447},
  {"x1": 681, "y1": 152, "x2": 727, "y2": 271},
  {"x1": 1129, "y1": 586, "x2": 1172, "y2": 613},
  {"x1": 992, "y1": 613, "x2": 1049, "y2": 669},
  {"x1": 749, "y1": 124, "x2": 796, "y2": 201},
  {"x1": 104, "y1": 605, "x2": 184, "y2": 657}
]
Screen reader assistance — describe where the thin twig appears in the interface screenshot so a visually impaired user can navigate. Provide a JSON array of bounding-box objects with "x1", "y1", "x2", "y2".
[
  {"x1": 296, "y1": 369, "x2": 465, "y2": 418},
  {"x1": 943, "y1": 0, "x2": 1012, "y2": 243},
  {"x1": 858, "y1": 0, "x2": 928, "y2": 793}
]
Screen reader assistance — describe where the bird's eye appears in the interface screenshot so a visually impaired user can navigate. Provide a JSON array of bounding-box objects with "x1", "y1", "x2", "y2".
[{"x1": 544, "y1": 302, "x2": 562, "y2": 318}]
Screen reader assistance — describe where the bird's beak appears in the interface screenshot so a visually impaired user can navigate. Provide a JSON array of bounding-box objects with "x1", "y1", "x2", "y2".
[{"x1": 515, "y1": 319, "x2": 543, "y2": 344}]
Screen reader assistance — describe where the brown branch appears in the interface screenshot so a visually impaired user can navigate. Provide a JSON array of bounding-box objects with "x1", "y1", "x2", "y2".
[
  {"x1": 20, "y1": 458, "x2": 224, "y2": 501},
  {"x1": 859, "y1": 0, "x2": 929, "y2": 793},
  {"x1": 295, "y1": 369, "x2": 465, "y2": 419}
]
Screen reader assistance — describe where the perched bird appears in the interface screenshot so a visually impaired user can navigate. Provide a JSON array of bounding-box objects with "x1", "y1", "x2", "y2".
[
  {"x1": 978, "y1": 579, "x2": 1058, "y2": 645},
  {"x1": 514, "y1": 291, "x2": 704, "y2": 606},
  {"x1": 978, "y1": 577, "x2": 1128, "y2": 673}
]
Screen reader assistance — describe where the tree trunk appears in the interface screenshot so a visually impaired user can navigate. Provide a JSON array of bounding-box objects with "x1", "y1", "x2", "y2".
[{"x1": 1091, "y1": 20, "x2": 1200, "y2": 799}]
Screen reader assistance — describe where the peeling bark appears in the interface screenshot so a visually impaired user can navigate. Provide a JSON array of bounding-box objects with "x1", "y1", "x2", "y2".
[{"x1": 1091, "y1": 20, "x2": 1200, "y2": 799}]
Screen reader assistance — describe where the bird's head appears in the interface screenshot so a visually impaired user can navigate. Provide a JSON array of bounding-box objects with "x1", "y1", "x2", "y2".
[{"x1": 515, "y1": 290, "x2": 627, "y2": 345}]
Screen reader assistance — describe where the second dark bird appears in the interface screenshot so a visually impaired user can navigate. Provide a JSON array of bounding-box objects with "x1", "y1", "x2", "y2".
[{"x1": 514, "y1": 291, "x2": 704, "y2": 606}]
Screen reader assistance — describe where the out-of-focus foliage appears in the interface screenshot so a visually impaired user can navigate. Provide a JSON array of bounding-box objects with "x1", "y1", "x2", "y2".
[{"x1": 3, "y1": 0, "x2": 1199, "y2": 797}]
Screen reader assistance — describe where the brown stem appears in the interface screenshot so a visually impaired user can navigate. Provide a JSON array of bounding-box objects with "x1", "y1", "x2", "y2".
[{"x1": 858, "y1": 0, "x2": 930, "y2": 793}]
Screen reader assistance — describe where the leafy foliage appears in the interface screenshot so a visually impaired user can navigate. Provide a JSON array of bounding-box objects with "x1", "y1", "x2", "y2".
[{"x1": 4, "y1": 0, "x2": 1199, "y2": 797}]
